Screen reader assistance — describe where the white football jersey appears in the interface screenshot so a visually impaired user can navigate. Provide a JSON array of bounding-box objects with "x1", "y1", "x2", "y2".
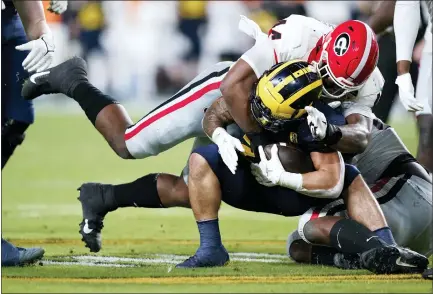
[{"x1": 239, "y1": 15, "x2": 384, "y2": 119}]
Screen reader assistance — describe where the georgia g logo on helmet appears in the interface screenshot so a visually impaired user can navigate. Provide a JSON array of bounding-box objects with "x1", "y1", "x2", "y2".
[{"x1": 334, "y1": 33, "x2": 350, "y2": 56}]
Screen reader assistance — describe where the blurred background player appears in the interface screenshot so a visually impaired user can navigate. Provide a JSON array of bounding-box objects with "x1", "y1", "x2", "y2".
[
  {"x1": 362, "y1": 0, "x2": 432, "y2": 171},
  {"x1": 1, "y1": 0, "x2": 66, "y2": 266}
]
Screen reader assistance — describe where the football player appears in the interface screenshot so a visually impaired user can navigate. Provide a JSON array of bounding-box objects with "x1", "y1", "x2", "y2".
[
  {"x1": 174, "y1": 60, "x2": 426, "y2": 273},
  {"x1": 27, "y1": 58, "x2": 388, "y2": 256},
  {"x1": 2, "y1": 0, "x2": 65, "y2": 266},
  {"x1": 219, "y1": 16, "x2": 383, "y2": 159},
  {"x1": 74, "y1": 61, "x2": 426, "y2": 274},
  {"x1": 286, "y1": 114, "x2": 432, "y2": 268},
  {"x1": 22, "y1": 16, "x2": 383, "y2": 165}
]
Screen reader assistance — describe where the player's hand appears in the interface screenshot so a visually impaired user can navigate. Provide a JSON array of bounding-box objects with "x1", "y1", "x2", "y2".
[
  {"x1": 251, "y1": 163, "x2": 275, "y2": 187},
  {"x1": 15, "y1": 34, "x2": 55, "y2": 73},
  {"x1": 395, "y1": 73, "x2": 424, "y2": 112},
  {"x1": 256, "y1": 145, "x2": 285, "y2": 185},
  {"x1": 211, "y1": 127, "x2": 245, "y2": 174},
  {"x1": 305, "y1": 106, "x2": 328, "y2": 140},
  {"x1": 47, "y1": 0, "x2": 68, "y2": 15}
]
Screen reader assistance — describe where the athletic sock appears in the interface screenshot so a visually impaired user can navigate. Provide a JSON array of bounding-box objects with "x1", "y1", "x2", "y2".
[
  {"x1": 113, "y1": 174, "x2": 163, "y2": 208},
  {"x1": 197, "y1": 219, "x2": 222, "y2": 249},
  {"x1": 329, "y1": 219, "x2": 385, "y2": 254},
  {"x1": 71, "y1": 81, "x2": 118, "y2": 125},
  {"x1": 373, "y1": 227, "x2": 396, "y2": 246}
]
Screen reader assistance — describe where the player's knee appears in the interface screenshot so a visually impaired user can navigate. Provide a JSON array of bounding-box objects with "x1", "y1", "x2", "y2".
[
  {"x1": 297, "y1": 209, "x2": 322, "y2": 244},
  {"x1": 188, "y1": 152, "x2": 212, "y2": 181},
  {"x1": 287, "y1": 230, "x2": 310, "y2": 263}
]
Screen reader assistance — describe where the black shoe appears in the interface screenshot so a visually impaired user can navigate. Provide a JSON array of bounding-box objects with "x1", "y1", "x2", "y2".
[
  {"x1": 78, "y1": 183, "x2": 117, "y2": 253},
  {"x1": 21, "y1": 56, "x2": 88, "y2": 100},
  {"x1": 360, "y1": 245, "x2": 428, "y2": 274},
  {"x1": 333, "y1": 253, "x2": 362, "y2": 270}
]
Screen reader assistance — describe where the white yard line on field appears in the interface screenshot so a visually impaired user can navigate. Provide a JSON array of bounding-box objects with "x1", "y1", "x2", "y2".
[{"x1": 42, "y1": 252, "x2": 289, "y2": 267}]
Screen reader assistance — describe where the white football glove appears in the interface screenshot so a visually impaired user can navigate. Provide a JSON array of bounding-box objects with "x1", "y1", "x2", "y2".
[
  {"x1": 15, "y1": 34, "x2": 55, "y2": 73},
  {"x1": 211, "y1": 127, "x2": 245, "y2": 174},
  {"x1": 305, "y1": 106, "x2": 328, "y2": 141},
  {"x1": 251, "y1": 162, "x2": 276, "y2": 187},
  {"x1": 48, "y1": 0, "x2": 68, "y2": 15},
  {"x1": 2, "y1": 1, "x2": 5, "y2": 10},
  {"x1": 254, "y1": 145, "x2": 285, "y2": 185},
  {"x1": 395, "y1": 73, "x2": 424, "y2": 112}
]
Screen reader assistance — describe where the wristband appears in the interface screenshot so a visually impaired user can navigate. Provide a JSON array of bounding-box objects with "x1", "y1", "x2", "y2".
[{"x1": 279, "y1": 172, "x2": 303, "y2": 191}]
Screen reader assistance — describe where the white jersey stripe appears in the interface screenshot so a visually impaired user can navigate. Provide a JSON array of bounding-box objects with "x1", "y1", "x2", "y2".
[{"x1": 350, "y1": 21, "x2": 373, "y2": 80}]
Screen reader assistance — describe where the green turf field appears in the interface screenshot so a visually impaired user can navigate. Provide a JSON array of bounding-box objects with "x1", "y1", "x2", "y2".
[{"x1": 1, "y1": 113, "x2": 431, "y2": 293}]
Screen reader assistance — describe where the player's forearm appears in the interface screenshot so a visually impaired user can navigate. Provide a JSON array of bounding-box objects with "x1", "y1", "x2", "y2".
[
  {"x1": 331, "y1": 124, "x2": 370, "y2": 154},
  {"x1": 366, "y1": 0, "x2": 396, "y2": 34},
  {"x1": 13, "y1": 0, "x2": 51, "y2": 40},
  {"x1": 279, "y1": 169, "x2": 343, "y2": 199},
  {"x1": 394, "y1": 0, "x2": 420, "y2": 65},
  {"x1": 220, "y1": 60, "x2": 262, "y2": 133},
  {"x1": 279, "y1": 152, "x2": 344, "y2": 199},
  {"x1": 203, "y1": 97, "x2": 235, "y2": 137}
]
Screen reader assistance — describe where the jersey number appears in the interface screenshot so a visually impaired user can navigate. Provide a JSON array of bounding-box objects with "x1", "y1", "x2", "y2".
[{"x1": 268, "y1": 19, "x2": 287, "y2": 40}]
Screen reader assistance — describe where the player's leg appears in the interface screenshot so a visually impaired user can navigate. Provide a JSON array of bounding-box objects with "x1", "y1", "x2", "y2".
[
  {"x1": 289, "y1": 172, "x2": 430, "y2": 273},
  {"x1": 176, "y1": 145, "x2": 231, "y2": 268},
  {"x1": 22, "y1": 57, "x2": 233, "y2": 159},
  {"x1": 124, "y1": 61, "x2": 231, "y2": 159},
  {"x1": 2, "y1": 34, "x2": 34, "y2": 169},
  {"x1": 78, "y1": 173, "x2": 190, "y2": 252}
]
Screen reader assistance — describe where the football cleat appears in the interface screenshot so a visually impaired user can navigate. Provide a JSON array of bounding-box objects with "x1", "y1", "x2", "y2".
[
  {"x1": 360, "y1": 245, "x2": 428, "y2": 274},
  {"x1": 78, "y1": 183, "x2": 117, "y2": 253},
  {"x1": 422, "y1": 268, "x2": 432, "y2": 280},
  {"x1": 333, "y1": 253, "x2": 362, "y2": 270},
  {"x1": 176, "y1": 246, "x2": 230, "y2": 269},
  {"x1": 21, "y1": 56, "x2": 88, "y2": 100}
]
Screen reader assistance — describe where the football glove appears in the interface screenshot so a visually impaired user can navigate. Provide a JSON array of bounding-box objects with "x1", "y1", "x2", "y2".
[
  {"x1": 211, "y1": 127, "x2": 245, "y2": 174},
  {"x1": 16, "y1": 34, "x2": 55, "y2": 73}
]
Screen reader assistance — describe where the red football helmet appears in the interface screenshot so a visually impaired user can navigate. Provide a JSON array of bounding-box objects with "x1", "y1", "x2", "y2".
[{"x1": 308, "y1": 20, "x2": 379, "y2": 99}]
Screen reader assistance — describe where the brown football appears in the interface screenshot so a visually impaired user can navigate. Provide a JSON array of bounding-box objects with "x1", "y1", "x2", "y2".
[{"x1": 263, "y1": 144, "x2": 315, "y2": 174}]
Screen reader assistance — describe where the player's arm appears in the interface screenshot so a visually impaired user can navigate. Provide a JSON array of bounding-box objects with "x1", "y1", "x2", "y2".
[
  {"x1": 365, "y1": 0, "x2": 396, "y2": 35},
  {"x1": 394, "y1": 0, "x2": 420, "y2": 75},
  {"x1": 220, "y1": 15, "x2": 278, "y2": 135},
  {"x1": 203, "y1": 97, "x2": 235, "y2": 137},
  {"x1": 203, "y1": 97, "x2": 244, "y2": 175},
  {"x1": 331, "y1": 113, "x2": 373, "y2": 154},
  {"x1": 13, "y1": 0, "x2": 55, "y2": 73},
  {"x1": 12, "y1": 1, "x2": 51, "y2": 40},
  {"x1": 220, "y1": 60, "x2": 262, "y2": 133},
  {"x1": 306, "y1": 105, "x2": 373, "y2": 154},
  {"x1": 255, "y1": 145, "x2": 344, "y2": 199}
]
